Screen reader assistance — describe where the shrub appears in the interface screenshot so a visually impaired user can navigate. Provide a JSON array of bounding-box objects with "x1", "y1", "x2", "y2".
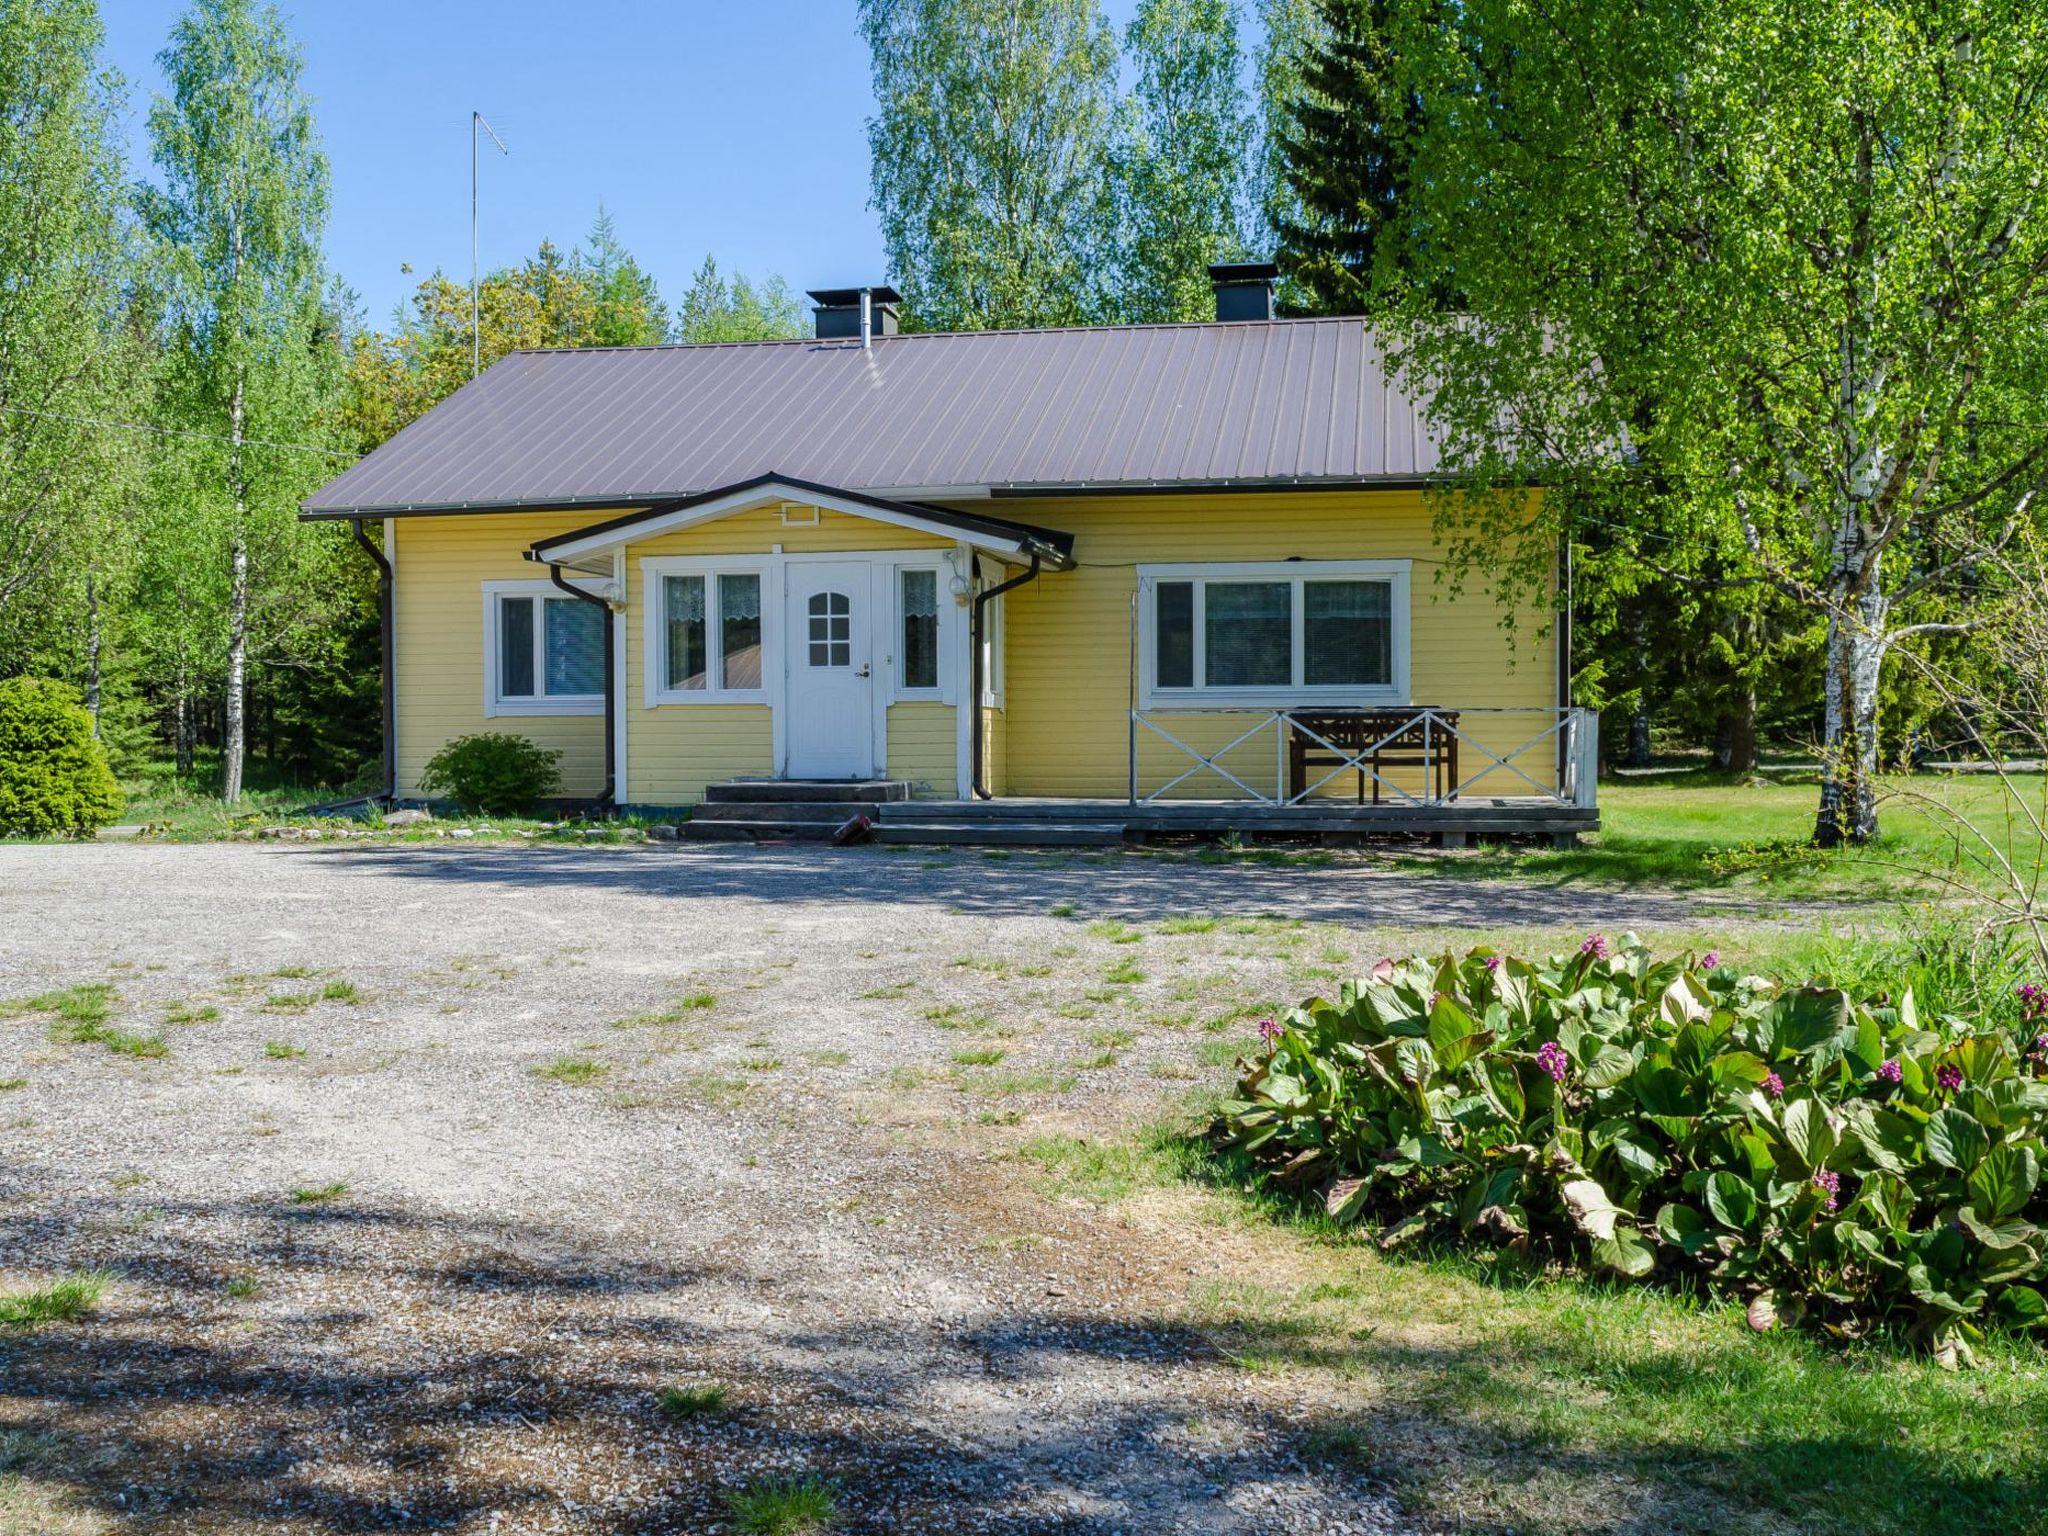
[
  {"x1": 0, "y1": 677, "x2": 121, "y2": 837},
  {"x1": 418, "y1": 732, "x2": 561, "y2": 815},
  {"x1": 1216, "y1": 934, "x2": 2048, "y2": 1364}
]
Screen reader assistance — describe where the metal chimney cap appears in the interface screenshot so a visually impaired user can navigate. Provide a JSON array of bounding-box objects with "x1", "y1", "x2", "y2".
[
  {"x1": 806, "y1": 286, "x2": 903, "y2": 308},
  {"x1": 1206, "y1": 262, "x2": 1280, "y2": 285}
]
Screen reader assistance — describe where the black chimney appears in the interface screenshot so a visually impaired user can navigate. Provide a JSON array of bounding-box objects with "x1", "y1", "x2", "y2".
[
  {"x1": 1207, "y1": 262, "x2": 1278, "y2": 322},
  {"x1": 808, "y1": 286, "x2": 902, "y2": 343}
]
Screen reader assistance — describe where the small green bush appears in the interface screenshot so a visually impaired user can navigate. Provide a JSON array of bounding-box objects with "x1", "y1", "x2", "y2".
[
  {"x1": 418, "y1": 732, "x2": 562, "y2": 815},
  {"x1": 1217, "y1": 934, "x2": 2048, "y2": 1364},
  {"x1": 0, "y1": 677, "x2": 121, "y2": 837}
]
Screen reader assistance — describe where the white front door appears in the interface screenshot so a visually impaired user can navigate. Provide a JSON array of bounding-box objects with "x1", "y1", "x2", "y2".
[{"x1": 784, "y1": 562, "x2": 875, "y2": 779}]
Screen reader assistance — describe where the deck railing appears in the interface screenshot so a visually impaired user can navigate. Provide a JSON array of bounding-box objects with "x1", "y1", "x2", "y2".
[{"x1": 1126, "y1": 705, "x2": 1600, "y2": 809}]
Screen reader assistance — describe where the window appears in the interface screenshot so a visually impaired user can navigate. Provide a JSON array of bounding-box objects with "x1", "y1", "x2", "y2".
[
  {"x1": 486, "y1": 583, "x2": 604, "y2": 715},
  {"x1": 900, "y1": 569, "x2": 938, "y2": 691},
  {"x1": 652, "y1": 566, "x2": 767, "y2": 700},
  {"x1": 1141, "y1": 561, "x2": 1408, "y2": 707},
  {"x1": 807, "y1": 590, "x2": 851, "y2": 667}
]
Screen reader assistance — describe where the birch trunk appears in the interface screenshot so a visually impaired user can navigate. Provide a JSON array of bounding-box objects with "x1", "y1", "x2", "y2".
[
  {"x1": 84, "y1": 571, "x2": 100, "y2": 738},
  {"x1": 1814, "y1": 530, "x2": 1885, "y2": 846},
  {"x1": 221, "y1": 212, "x2": 248, "y2": 803}
]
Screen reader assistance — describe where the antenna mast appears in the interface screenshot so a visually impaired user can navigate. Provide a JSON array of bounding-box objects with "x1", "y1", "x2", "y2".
[{"x1": 472, "y1": 110, "x2": 509, "y2": 378}]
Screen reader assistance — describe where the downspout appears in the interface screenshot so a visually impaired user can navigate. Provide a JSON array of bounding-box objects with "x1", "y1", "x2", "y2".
[
  {"x1": 548, "y1": 562, "x2": 617, "y2": 813},
  {"x1": 350, "y1": 518, "x2": 395, "y2": 802},
  {"x1": 969, "y1": 550, "x2": 1044, "y2": 801}
]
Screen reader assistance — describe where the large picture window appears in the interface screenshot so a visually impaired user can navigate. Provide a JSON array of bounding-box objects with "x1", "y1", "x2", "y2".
[
  {"x1": 485, "y1": 583, "x2": 604, "y2": 715},
  {"x1": 653, "y1": 567, "x2": 767, "y2": 700},
  {"x1": 1139, "y1": 561, "x2": 1408, "y2": 707}
]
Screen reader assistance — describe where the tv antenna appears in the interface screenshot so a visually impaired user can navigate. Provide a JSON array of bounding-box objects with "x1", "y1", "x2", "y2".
[{"x1": 472, "y1": 110, "x2": 509, "y2": 378}]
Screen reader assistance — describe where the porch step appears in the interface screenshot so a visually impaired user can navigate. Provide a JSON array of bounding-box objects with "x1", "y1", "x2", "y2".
[
  {"x1": 703, "y1": 779, "x2": 911, "y2": 805},
  {"x1": 873, "y1": 820, "x2": 1127, "y2": 848},
  {"x1": 691, "y1": 801, "x2": 879, "y2": 824},
  {"x1": 682, "y1": 816, "x2": 861, "y2": 843}
]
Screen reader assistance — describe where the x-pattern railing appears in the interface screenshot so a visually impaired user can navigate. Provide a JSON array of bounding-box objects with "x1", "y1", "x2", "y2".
[{"x1": 1128, "y1": 706, "x2": 1598, "y2": 809}]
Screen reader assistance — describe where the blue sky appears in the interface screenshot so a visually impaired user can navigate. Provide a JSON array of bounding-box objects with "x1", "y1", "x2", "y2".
[{"x1": 101, "y1": 0, "x2": 1146, "y2": 330}]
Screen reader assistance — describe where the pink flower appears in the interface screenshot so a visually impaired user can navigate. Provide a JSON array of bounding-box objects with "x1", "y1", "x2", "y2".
[
  {"x1": 1484, "y1": 955, "x2": 1503, "y2": 973},
  {"x1": 1700, "y1": 951, "x2": 1721, "y2": 971},
  {"x1": 1762, "y1": 1072, "x2": 1785, "y2": 1098},
  {"x1": 2031, "y1": 1033, "x2": 2048, "y2": 1063},
  {"x1": 1535, "y1": 1040, "x2": 1570, "y2": 1082},
  {"x1": 1257, "y1": 1017, "x2": 1283, "y2": 1044},
  {"x1": 1812, "y1": 1169, "x2": 1841, "y2": 1212},
  {"x1": 2019, "y1": 983, "x2": 2048, "y2": 1020},
  {"x1": 1877, "y1": 1058, "x2": 1903, "y2": 1083},
  {"x1": 1580, "y1": 933, "x2": 1609, "y2": 959},
  {"x1": 1936, "y1": 1064, "x2": 1964, "y2": 1092},
  {"x1": 1370, "y1": 957, "x2": 1397, "y2": 982}
]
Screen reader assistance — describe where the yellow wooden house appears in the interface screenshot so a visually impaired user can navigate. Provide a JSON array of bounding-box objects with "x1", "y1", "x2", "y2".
[{"x1": 302, "y1": 267, "x2": 1595, "y2": 844}]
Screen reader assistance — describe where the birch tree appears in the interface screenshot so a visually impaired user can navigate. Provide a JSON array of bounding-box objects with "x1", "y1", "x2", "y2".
[
  {"x1": 0, "y1": 0, "x2": 139, "y2": 663},
  {"x1": 141, "y1": 0, "x2": 328, "y2": 801},
  {"x1": 860, "y1": 0, "x2": 1120, "y2": 329},
  {"x1": 1375, "y1": 0, "x2": 2048, "y2": 844}
]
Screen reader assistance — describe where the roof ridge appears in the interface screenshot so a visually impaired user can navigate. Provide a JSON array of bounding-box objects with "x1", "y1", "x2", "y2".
[{"x1": 503, "y1": 314, "x2": 1370, "y2": 360}]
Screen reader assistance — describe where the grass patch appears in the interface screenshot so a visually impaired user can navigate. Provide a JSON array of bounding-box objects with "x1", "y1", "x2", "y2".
[
  {"x1": 1086, "y1": 918, "x2": 1142, "y2": 944},
  {"x1": 1087, "y1": 1027, "x2": 1137, "y2": 1050},
  {"x1": 262, "y1": 1040, "x2": 306, "y2": 1060},
  {"x1": 739, "y1": 1056, "x2": 782, "y2": 1072},
  {"x1": 0, "y1": 1078, "x2": 23, "y2": 1092},
  {"x1": 1102, "y1": 959, "x2": 1146, "y2": 985},
  {"x1": 288, "y1": 1182, "x2": 347, "y2": 1204},
  {"x1": 534, "y1": 1056, "x2": 608, "y2": 1085},
  {"x1": 655, "y1": 1382, "x2": 729, "y2": 1420},
  {"x1": 223, "y1": 1274, "x2": 259, "y2": 1299},
  {"x1": 1049, "y1": 901, "x2": 1077, "y2": 917},
  {"x1": 923, "y1": 1004, "x2": 993, "y2": 1032},
  {"x1": 0, "y1": 1270, "x2": 108, "y2": 1329},
  {"x1": 950, "y1": 1047, "x2": 1006, "y2": 1066},
  {"x1": 261, "y1": 992, "x2": 314, "y2": 1012},
  {"x1": 968, "y1": 1070, "x2": 1076, "y2": 1098},
  {"x1": 1158, "y1": 915, "x2": 1218, "y2": 934},
  {"x1": 1019, "y1": 1133, "x2": 1186, "y2": 1202},
  {"x1": 804, "y1": 1048, "x2": 852, "y2": 1067},
  {"x1": 319, "y1": 979, "x2": 360, "y2": 1004},
  {"x1": 857, "y1": 981, "x2": 912, "y2": 1000},
  {"x1": 19, "y1": 987, "x2": 170, "y2": 1059},
  {"x1": 723, "y1": 1476, "x2": 840, "y2": 1534},
  {"x1": 164, "y1": 1002, "x2": 219, "y2": 1025},
  {"x1": 269, "y1": 965, "x2": 317, "y2": 980}
]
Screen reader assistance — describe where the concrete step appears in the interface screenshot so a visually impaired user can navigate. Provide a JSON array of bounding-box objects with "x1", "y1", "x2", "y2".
[
  {"x1": 704, "y1": 779, "x2": 910, "y2": 805},
  {"x1": 872, "y1": 820, "x2": 1126, "y2": 848},
  {"x1": 682, "y1": 816, "x2": 867, "y2": 843},
  {"x1": 691, "y1": 801, "x2": 879, "y2": 823}
]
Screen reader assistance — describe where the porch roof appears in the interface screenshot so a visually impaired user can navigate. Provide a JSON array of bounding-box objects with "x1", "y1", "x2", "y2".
[{"x1": 525, "y1": 473, "x2": 1076, "y2": 570}]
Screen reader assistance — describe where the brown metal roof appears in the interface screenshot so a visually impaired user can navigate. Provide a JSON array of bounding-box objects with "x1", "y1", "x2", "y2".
[{"x1": 301, "y1": 317, "x2": 1442, "y2": 517}]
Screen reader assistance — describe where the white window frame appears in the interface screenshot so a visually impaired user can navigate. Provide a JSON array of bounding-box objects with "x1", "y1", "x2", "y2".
[
  {"x1": 1136, "y1": 559, "x2": 1411, "y2": 710},
  {"x1": 482, "y1": 579, "x2": 605, "y2": 717},
  {"x1": 893, "y1": 562, "x2": 947, "y2": 700},
  {"x1": 642, "y1": 555, "x2": 774, "y2": 705}
]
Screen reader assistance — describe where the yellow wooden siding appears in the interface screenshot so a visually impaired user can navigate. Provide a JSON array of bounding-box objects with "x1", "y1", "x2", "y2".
[
  {"x1": 885, "y1": 702, "x2": 957, "y2": 794},
  {"x1": 624, "y1": 504, "x2": 955, "y2": 803},
  {"x1": 981, "y1": 705, "x2": 1007, "y2": 797},
  {"x1": 391, "y1": 512, "x2": 610, "y2": 798},
  {"x1": 999, "y1": 490, "x2": 1558, "y2": 799}
]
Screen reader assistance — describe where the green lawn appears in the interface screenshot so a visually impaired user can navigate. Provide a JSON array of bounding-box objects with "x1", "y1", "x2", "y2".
[
  {"x1": 1425, "y1": 769, "x2": 2048, "y2": 901},
  {"x1": 1026, "y1": 1127, "x2": 2048, "y2": 1536}
]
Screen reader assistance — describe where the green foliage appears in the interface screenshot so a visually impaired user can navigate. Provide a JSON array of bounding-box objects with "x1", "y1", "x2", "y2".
[
  {"x1": 1109, "y1": 0, "x2": 1252, "y2": 321},
  {"x1": 1269, "y1": 0, "x2": 1404, "y2": 316},
  {"x1": 654, "y1": 1382, "x2": 728, "y2": 1419},
  {"x1": 722, "y1": 1475, "x2": 840, "y2": 1534},
  {"x1": 1217, "y1": 935, "x2": 2048, "y2": 1362},
  {"x1": 0, "y1": 677, "x2": 121, "y2": 836},
  {"x1": 674, "y1": 255, "x2": 805, "y2": 343},
  {"x1": 861, "y1": 0, "x2": 1122, "y2": 329},
  {"x1": 418, "y1": 732, "x2": 562, "y2": 816}
]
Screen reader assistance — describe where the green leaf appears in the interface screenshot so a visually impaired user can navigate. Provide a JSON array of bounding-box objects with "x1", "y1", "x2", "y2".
[
  {"x1": 1705, "y1": 1172, "x2": 1759, "y2": 1231},
  {"x1": 1969, "y1": 1143, "x2": 2039, "y2": 1221},
  {"x1": 1654, "y1": 1202, "x2": 1716, "y2": 1257},
  {"x1": 1477, "y1": 1057, "x2": 1526, "y2": 1124},
  {"x1": 1925, "y1": 1106, "x2": 1991, "y2": 1173},
  {"x1": 1580, "y1": 1047, "x2": 1637, "y2": 1089},
  {"x1": 1560, "y1": 1176, "x2": 1624, "y2": 1241},
  {"x1": 1593, "y1": 1227, "x2": 1656, "y2": 1277},
  {"x1": 1781, "y1": 1098, "x2": 1837, "y2": 1173},
  {"x1": 1772, "y1": 988, "x2": 1850, "y2": 1055},
  {"x1": 1994, "y1": 1285, "x2": 2048, "y2": 1329}
]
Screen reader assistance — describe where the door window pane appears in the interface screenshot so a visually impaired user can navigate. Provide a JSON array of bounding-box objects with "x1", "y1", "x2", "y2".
[
  {"x1": 719, "y1": 573, "x2": 762, "y2": 689},
  {"x1": 499, "y1": 596, "x2": 535, "y2": 697},
  {"x1": 901, "y1": 569, "x2": 938, "y2": 689},
  {"x1": 807, "y1": 591, "x2": 850, "y2": 667},
  {"x1": 1304, "y1": 580, "x2": 1391, "y2": 685},
  {"x1": 664, "y1": 575, "x2": 707, "y2": 689},
  {"x1": 1155, "y1": 581, "x2": 1193, "y2": 688},
  {"x1": 544, "y1": 597, "x2": 604, "y2": 696},
  {"x1": 1204, "y1": 582, "x2": 1291, "y2": 687}
]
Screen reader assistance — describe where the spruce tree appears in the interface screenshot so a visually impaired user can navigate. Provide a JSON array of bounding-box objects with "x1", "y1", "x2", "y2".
[{"x1": 1269, "y1": 0, "x2": 1403, "y2": 316}]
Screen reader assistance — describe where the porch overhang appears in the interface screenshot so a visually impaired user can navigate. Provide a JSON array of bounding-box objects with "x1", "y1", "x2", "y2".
[{"x1": 525, "y1": 473, "x2": 1075, "y2": 572}]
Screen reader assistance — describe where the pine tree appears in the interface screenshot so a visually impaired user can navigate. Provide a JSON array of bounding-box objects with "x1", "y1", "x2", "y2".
[{"x1": 1269, "y1": 0, "x2": 1405, "y2": 316}]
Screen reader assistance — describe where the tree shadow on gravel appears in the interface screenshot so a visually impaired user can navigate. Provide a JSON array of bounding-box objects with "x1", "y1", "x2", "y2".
[
  {"x1": 303, "y1": 842, "x2": 1702, "y2": 930},
  {"x1": 0, "y1": 1192, "x2": 1393, "y2": 1535}
]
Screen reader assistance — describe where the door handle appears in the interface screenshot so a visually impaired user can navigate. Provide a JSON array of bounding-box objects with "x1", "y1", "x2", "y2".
[{"x1": 855, "y1": 663, "x2": 872, "y2": 678}]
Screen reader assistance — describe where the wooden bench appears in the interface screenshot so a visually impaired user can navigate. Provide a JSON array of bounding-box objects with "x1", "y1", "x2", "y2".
[{"x1": 1285, "y1": 709, "x2": 1460, "y2": 804}]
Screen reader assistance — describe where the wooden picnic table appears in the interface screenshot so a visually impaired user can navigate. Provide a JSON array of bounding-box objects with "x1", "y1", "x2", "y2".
[{"x1": 1285, "y1": 708, "x2": 1460, "y2": 804}]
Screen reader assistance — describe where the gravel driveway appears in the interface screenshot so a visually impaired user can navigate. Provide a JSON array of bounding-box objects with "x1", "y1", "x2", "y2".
[{"x1": 0, "y1": 841, "x2": 1716, "y2": 1535}]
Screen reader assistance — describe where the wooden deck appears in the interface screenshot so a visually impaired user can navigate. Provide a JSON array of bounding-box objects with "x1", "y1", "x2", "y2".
[{"x1": 871, "y1": 796, "x2": 1596, "y2": 848}]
